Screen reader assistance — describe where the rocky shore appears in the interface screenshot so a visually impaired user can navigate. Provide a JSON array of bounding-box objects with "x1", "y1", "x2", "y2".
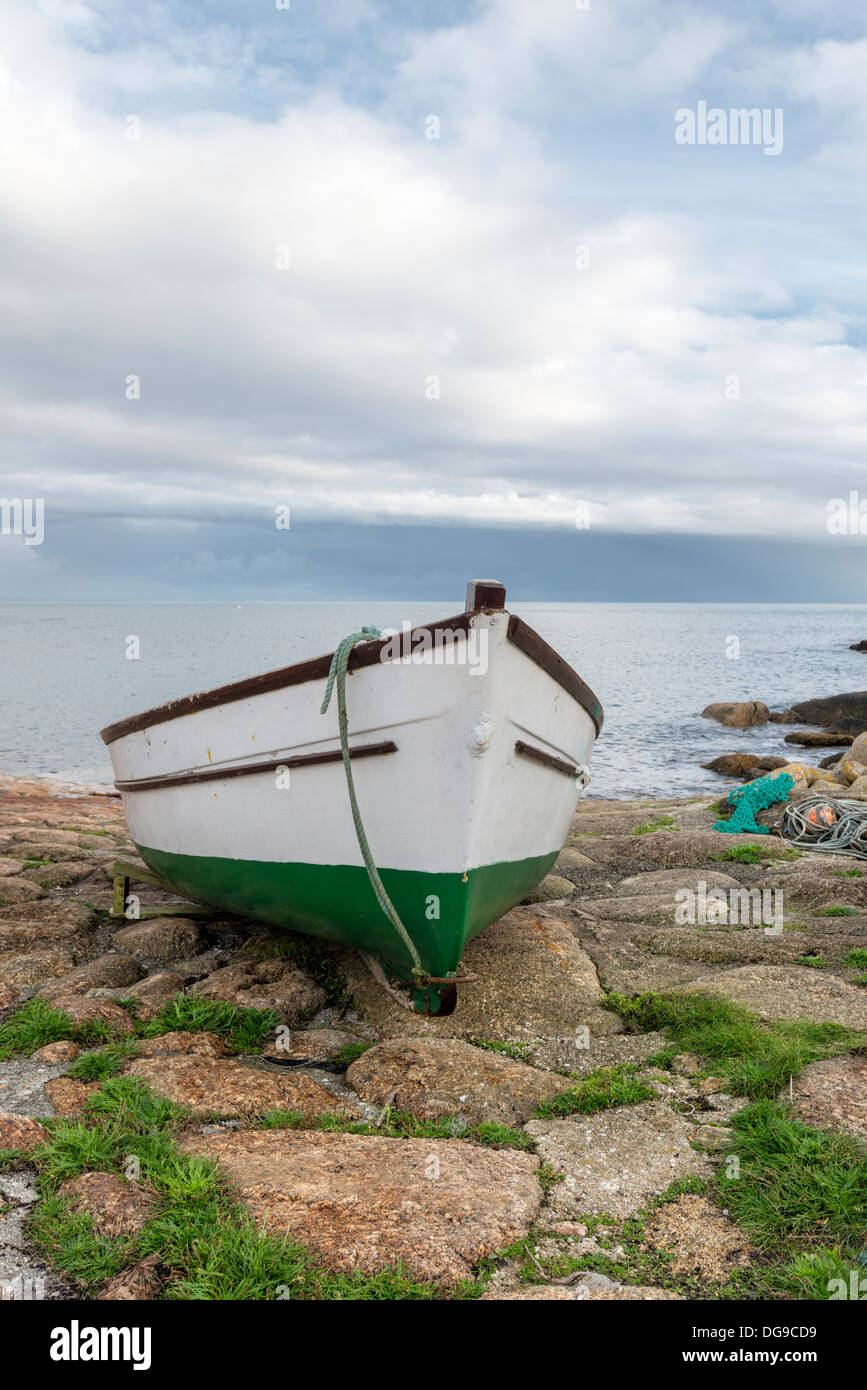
[{"x1": 0, "y1": 773, "x2": 865, "y2": 1302}]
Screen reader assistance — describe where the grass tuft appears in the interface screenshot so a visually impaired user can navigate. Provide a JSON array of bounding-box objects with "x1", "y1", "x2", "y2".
[
  {"x1": 633, "y1": 816, "x2": 678, "y2": 836},
  {"x1": 532, "y1": 1064, "x2": 655, "y2": 1118},
  {"x1": 140, "y1": 996, "x2": 280, "y2": 1053},
  {"x1": 606, "y1": 990, "x2": 864, "y2": 1098},
  {"x1": 709, "y1": 844, "x2": 801, "y2": 864},
  {"x1": 0, "y1": 998, "x2": 121, "y2": 1060},
  {"x1": 718, "y1": 1100, "x2": 867, "y2": 1296},
  {"x1": 470, "y1": 1038, "x2": 532, "y2": 1063}
]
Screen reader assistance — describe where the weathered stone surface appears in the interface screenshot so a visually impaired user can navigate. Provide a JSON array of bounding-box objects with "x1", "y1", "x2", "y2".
[
  {"x1": 0, "y1": 948, "x2": 78, "y2": 988},
  {"x1": 0, "y1": 858, "x2": 23, "y2": 877},
  {"x1": 131, "y1": 1030, "x2": 228, "y2": 1060},
  {"x1": 784, "y1": 731, "x2": 853, "y2": 748},
  {"x1": 59, "y1": 1172, "x2": 156, "y2": 1238},
  {"x1": 31, "y1": 1041, "x2": 80, "y2": 1064},
  {"x1": 100, "y1": 1254, "x2": 164, "y2": 1301},
  {"x1": 702, "y1": 754, "x2": 787, "y2": 780},
  {"x1": 768, "y1": 866, "x2": 867, "y2": 913},
  {"x1": 0, "y1": 899, "x2": 94, "y2": 933},
  {"x1": 124, "y1": 1054, "x2": 354, "y2": 1118},
  {"x1": 701, "y1": 702, "x2": 769, "y2": 728},
  {"x1": 190, "y1": 958, "x2": 325, "y2": 1021},
  {"x1": 346, "y1": 1038, "x2": 574, "y2": 1126},
  {"x1": 7, "y1": 840, "x2": 106, "y2": 863},
  {"x1": 180, "y1": 1128, "x2": 542, "y2": 1284},
  {"x1": 524, "y1": 1100, "x2": 712, "y2": 1220},
  {"x1": 675, "y1": 965, "x2": 867, "y2": 1028},
  {"x1": 0, "y1": 877, "x2": 46, "y2": 904},
  {"x1": 0, "y1": 923, "x2": 87, "y2": 959},
  {"x1": 40, "y1": 954, "x2": 146, "y2": 1000},
  {"x1": 0, "y1": 1113, "x2": 46, "y2": 1153},
  {"x1": 23, "y1": 861, "x2": 97, "y2": 889},
  {"x1": 261, "y1": 1028, "x2": 365, "y2": 1065},
  {"x1": 787, "y1": 1055, "x2": 867, "y2": 1141},
  {"x1": 121, "y1": 970, "x2": 185, "y2": 1001},
  {"x1": 528, "y1": 1031, "x2": 670, "y2": 1078},
  {"x1": 571, "y1": 916, "x2": 723, "y2": 995},
  {"x1": 44, "y1": 1077, "x2": 98, "y2": 1117},
  {"x1": 690, "y1": 1123, "x2": 733, "y2": 1150},
  {"x1": 522, "y1": 874, "x2": 575, "y2": 904},
  {"x1": 637, "y1": 927, "x2": 813, "y2": 967},
  {"x1": 578, "y1": 891, "x2": 683, "y2": 923},
  {"x1": 340, "y1": 903, "x2": 622, "y2": 1044},
  {"x1": 163, "y1": 953, "x2": 230, "y2": 984},
  {"x1": 554, "y1": 847, "x2": 597, "y2": 872},
  {"x1": 0, "y1": 984, "x2": 18, "y2": 1011},
  {"x1": 617, "y1": 831, "x2": 782, "y2": 872},
  {"x1": 48, "y1": 995, "x2": 137, "y2": 1035},
  {"x1": 9, "y1": 826, "x2": 96, "y2": 847},
  {"x1": 614, "y1": 869, "x2": 742, "y2": 898},
  {"x1": 112, "y1": 917, "x2": 209, "y2": 962},
  {"x1": 778, "y1": 694, "x2": 867, "y2": 736}
]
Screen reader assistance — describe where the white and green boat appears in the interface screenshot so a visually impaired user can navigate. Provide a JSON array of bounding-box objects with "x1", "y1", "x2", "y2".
[{"x1": 101, "y1": 581, "x2": 603, "y2": 1015}]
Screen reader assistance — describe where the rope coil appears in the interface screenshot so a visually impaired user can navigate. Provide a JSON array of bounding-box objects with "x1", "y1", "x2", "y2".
[
  {"x1": 781, "y1": 793, "x2": 867, "y2": 860},
  {"x1": 321, "y1": 628, "x2": 427, "y2": 985}
]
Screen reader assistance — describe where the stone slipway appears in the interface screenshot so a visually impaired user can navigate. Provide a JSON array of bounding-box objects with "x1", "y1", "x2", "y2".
[{"x1": 179, "y1": 1128, "x2": 543, "y2": 1285}]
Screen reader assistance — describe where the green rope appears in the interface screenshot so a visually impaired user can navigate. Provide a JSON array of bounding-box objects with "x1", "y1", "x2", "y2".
[{"x1": 321, "y1": 628, "x2": 425, "y2": 984}]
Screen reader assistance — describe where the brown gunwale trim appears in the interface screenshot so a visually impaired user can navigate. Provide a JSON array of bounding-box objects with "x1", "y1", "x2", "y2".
[
  {"x1": 514, "y1": 739, "x2": 580, "y2": 779},
  {"x1": 507, "y1": 615, "x2": 604, "y2": 735},
  {"x1": 112, "y1": 739, "x2": 398, "y2": 793},
  {"x1": 100, "y1": 612, "x2": 473, "y2": 746}
]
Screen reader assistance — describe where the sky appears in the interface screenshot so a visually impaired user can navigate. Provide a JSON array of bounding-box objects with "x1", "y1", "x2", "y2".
[{"x1": 1, "y1": 0, "x2": 867, "y2": 601}]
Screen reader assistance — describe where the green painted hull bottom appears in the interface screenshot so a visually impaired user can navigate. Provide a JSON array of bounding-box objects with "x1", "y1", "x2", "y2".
[{"x1": 136, "y1": 844, "x2": 559, "y2": 1011}]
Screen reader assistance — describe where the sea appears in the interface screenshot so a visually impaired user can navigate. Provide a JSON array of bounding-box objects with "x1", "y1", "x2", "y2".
[{"x1": 2, "y1": 602, "x2": 866, "y2": 801}]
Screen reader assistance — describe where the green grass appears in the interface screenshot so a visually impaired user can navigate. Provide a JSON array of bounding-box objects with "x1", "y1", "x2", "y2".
[
  {"x1": 532, "y1": 1064, "x2": 655, "y2": 1118},
  {"x1": 717, "y1": 1101, "x2": 867, "y2": 1297},
  {"x1": 332, "y1": 1041, "x2": 374, "y2": 1066},
  {"x1": 843, "y1": 949, "x2": 867, "y2": 969},
  {"x1": 0, "y1": 998, "x2": 126, "y2": 1060},
  {"x1": 832, "y1": 869, "x2": 863, "y2": 878},
  {"x1": 817, "y1": 905, "x2": 858, "y2": 917},
  {"x1": 0, "y1": 993, "x2": 281, "y2": 1062},
  {"x1": 470, "y1": 1038, "x2": 532, "y2": 1063},
  {"x1": 709, "y1": 845, "x2": 801, "y2": 864},
  {"x1": 606, "y1": 990, "x2": 865, "y2": 1098},
  {"x1": 26, "y1": 1077, "x2": 481, "y2": 1300},
  {"x1": 782, "y1": 1248, "x2": 866, "y2": 1300},
  {"x1": 140, "y1": 996, "x2": 279, "y2": 1053},
  {"x1": 253, "y1": 1107, "x2": 535, "y2": 1150},
  {"x1": 633, "y1": 816, "x2": 678, "y2": 836},
  {"x1": 796, "y1": 955, "x2": 825, "y2": 969},
  {"x1": 67, "y1": 1041, "x2": 138, "y2": 1081}
]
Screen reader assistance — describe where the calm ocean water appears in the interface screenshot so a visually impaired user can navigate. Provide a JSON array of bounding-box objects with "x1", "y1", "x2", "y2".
[{"x1": 2, "y1": 602, "x2": 867, "y2": 800}]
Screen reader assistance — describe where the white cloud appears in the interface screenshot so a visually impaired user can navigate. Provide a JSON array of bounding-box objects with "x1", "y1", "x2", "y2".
[{"x1": 1, "y1": 0, "x2": 866, "y2": 549}]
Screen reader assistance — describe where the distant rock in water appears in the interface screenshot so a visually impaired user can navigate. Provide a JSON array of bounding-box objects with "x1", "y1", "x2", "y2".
[
  {"x1": 701, "y1": 753, "x2": 787, "y2": 780},
  {"x1": 771, "y1": 692, "x2": 867, "y2": 735},
  {"x1": 783, "y1": 730, "x2": 853, "y2": 748},
  {"x1": 850, "y1": 640, "x2": 867, "y2": 652},
  {"x1": 700, "y1": 701, "x2": 769, "y2": 728}
]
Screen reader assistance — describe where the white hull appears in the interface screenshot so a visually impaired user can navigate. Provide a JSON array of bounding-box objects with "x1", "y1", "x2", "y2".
[{"x1": 106, "y1": 611, "x2": 597, "y2": 877}]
